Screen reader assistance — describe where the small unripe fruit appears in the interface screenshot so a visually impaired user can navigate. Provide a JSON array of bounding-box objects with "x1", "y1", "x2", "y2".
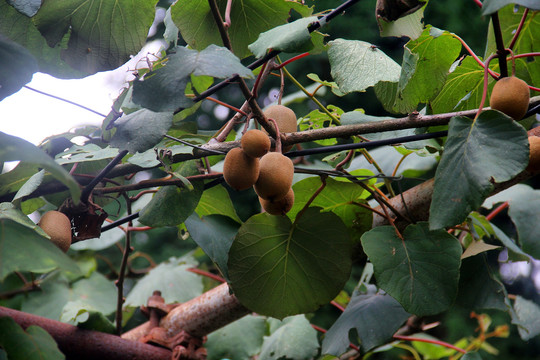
[
  {"x1": 254, "y1": 152, "x2": 294, "y2": 201},
  {"x1": 223, "y1": 148, "x2": 260, "y2": 190},
  {"x1": 259, "y1": 188, "x2": 295, "y2": 215},
  {"x1": 490, "y1": 76, "x2": 530, "y2": 120},
  {"x1": 263, "y1": 105, "x2": 298, "y2": 134},
  {"x1": 241, "y1": 129, "x2": 271, "y2": 158},
  {"x1": 38, "y1": 210, "x2": 72, "y2": 253},
  {"x1": 527, "y1": 136, "x2": 540, "y2": 173}
]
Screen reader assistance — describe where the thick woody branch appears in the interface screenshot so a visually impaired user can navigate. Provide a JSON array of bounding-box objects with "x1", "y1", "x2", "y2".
[
  {"x1": 0, "y1": 306, "x2": 171, "y2": 360},
  {"x1": 372, "y1": 127, "x2": 540, "y2": 229},
  {"x1": 121, "y1": 283, "x2": 249, "y2": 341}
]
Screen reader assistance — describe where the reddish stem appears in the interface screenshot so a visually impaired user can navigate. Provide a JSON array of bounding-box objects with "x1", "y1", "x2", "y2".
[
  {"x1": 276, "y1": 52, "x2": 310, "y2": 69},
  {"x1": 508, "y1": 8, "x2": 529, "y2": 50},
  {"x1": 331, "y1": 300, "x2": 345, "y2": 312},
  {"x1": 472, "y1": 0, "x2": 482, "y2": 7},
  {"x1": 311, "y1": 324, "x2": 360, "y2": 351},
  {"x1": 393, "y1": 335, "x2": 467, "y2": 354},
  {"x1": 485, "y1": 201, "x2": 509, "y2": 221},
  {"x1": 205, "y1": 97, "x2": 248, "y2": 117},
  {"x1": 187, "y1": 268, "x2": 226, "y2": 283},
  {"x1": 474, "y1": 53, "x2": 498, "y2": 120},
  {"x1": 453, "y1": 34, "x2": 499, "y2": 79},
  {"x1": 267, "y1": 117, "x2": 282, "y2": 153}
]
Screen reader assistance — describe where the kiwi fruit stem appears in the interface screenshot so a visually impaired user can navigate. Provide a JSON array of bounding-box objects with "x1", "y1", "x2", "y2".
[{"x1": 266, "y1": 117, "x2": 282, "y2": 153}]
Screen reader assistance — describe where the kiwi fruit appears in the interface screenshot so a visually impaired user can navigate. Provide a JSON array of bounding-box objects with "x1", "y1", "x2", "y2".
[
  {"x1": 223, "y1": 147, "x2": 260, "y2": 190},
  {"x1": 38, "y1": 210, "x2": 72, "y2": 252},
  {"x1": 259, "y1": 188, "x2": 295, "y2": 215},
  {"x1": 263, "y1": 105, "x2": 297, "y2": 152},
  {"x1": 241, "y1": 129, "x2": 271, "y2": 158},
  {"x1": 490, "y1": 76, "x2": 530, "y2": 120},
  {"x1": 526, "y1": 136, "x2": 540, "y2": 173},
  {"x1": 254, "y1": 152, "x2": 294, "y2": 201}
]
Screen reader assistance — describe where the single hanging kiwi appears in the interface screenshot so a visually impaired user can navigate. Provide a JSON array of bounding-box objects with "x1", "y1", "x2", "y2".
[
  {"x1": 241, "y1": 129, "x2": 271, "y2": 158},
  {"x1": 263, "y1": 105, "x2": 297, "y2": 152},
  {"x1": 259, "y1": 188, "x2": 295, "y2": 215},
  {"x1": 38, "y1": 210, "x2": 72, "y2": 252},
  {"x1": 490, "y1": 76, "x2": 530, "y2": 120},
  {"x1": 254, "y1": 152, "x2": 294, "y2": 201},
  {"x1": 223, "y1": 147, "x2": 260, "y2": 190}
]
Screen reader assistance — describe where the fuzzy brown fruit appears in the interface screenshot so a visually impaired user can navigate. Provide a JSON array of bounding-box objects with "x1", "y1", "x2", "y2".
[
  {"x1": 223, "y1": 147, "x2": 260, "y2": 191},
  {"x1": 38, "y1": 210, "x2": 72, "y2": 253},
  {"x1": 526, "y1": 136, "x2": 540, "y2": 173},
  {"x1": 259, "y1": 188, "x2": 295, "y2": 215},
  {"x1": 263, "y1": 105, "x2": 297, "y2": 152},
  {"x1": 241, "y1": 129, "x2": 271, "y2": 158},
  {"x1": 490, "y1": 76, "x2": 530, "y2": 120},
  {"x1": 254, "y1": 152, "x2": 294, "y2": 201}
]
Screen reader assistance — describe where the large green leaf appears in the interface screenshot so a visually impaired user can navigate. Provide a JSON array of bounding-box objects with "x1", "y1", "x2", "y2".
[
  {"x1": 455, "y1": 255, "x2": 507, "y2": 311},
  {"x1": 288, "y1": 177, "x2": 373, "y2": 241},
  {"x1": 139, "y1": 181, "x2": 203, "y2": 227},
  {"x1": 482, "y1": 0, "x2": 540, "y2": 15},
  {"x1": 328, "y1": 39, "x2": 401, "y2": 94},
  {"x1": 361, "y1": 222, "x2": 462, "y2": 316},
  {"x1": 0, "y1": 132, "x2": 81, "y2": 203},
  {"x1": 376, "y1": 26, "x2": 461, "y2": 113},
  {"x1": 228, "y1": 209, "x2": 352, "y2": 319},
  {"x1": 0, "y1": 218, "x2": 80, "y2": 281},
  {"x1": 0, "y1": 317, "x2": 65, "y2": 360},
  {"x1": 171, "y1": 0, "x2": 311, "y2": 59},
  {"x1": 259, "y1": 315, "x2": 319, "y2": 360},
  {"x1": 195, "y1": 184, "x2": 242, "y2": 223},
  {"x1": 132, "y1": 45, "x2": 253, "y2": 112},
  {"x1": 322, "y1": 291, "x2": 410, "y2": 355},
  {"x1": 378, "y1": 5, "x2": 425, "y2": 39},
  {"x1": 205, "y1": 315, "x2": 266, "y2": 360},
  {"x1": 33, "y1": 0, "x2": 158, "y2": 75},
  {"x1": 249, "y1": 16, "x2": 318, "y2": 58},
  {"x1": 512, "y1": 295, "x2": 540, "y2": 341},
  {"x1": 0, "y1": 0, "x2": 80, "y2": 78},
  {"x1": 184, "y1": 214, "x2": 239, "y2": 281},
  {"x1": 0, "y1": 35, "x2": 38, "y2": 100},
  {"x1": 508, "y1": 186, "x2": 540, "y2": 259},
  {"x1": 429, "y1": 112, "x2": 528, "y2": 230},
  {"x1": 124, "y1": 256, "x2": 203, "y2": 307},
  {"x1": 110, "y1": 109, "x2": 173, "y2": 154},
  {"x1": 21, "y1": 273, "x2": 70, "y2": 320},
  {"x1": 431, "y1": 56, "x2": 489, "y2": 113}
]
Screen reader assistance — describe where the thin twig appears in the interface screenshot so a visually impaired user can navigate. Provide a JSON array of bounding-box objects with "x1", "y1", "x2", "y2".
[
  {"x1": 208, "y1": 0, "x2": 232, "y2": 51},
  {"x1": 116, "y1": 194, "x2": 133, "y2": 335},
  {"x1": 24, "y1": 86, "x2": 107, "y2": 117},
  {"x1": 80, "y1": 150, "x2": 129, "y2": 203}
]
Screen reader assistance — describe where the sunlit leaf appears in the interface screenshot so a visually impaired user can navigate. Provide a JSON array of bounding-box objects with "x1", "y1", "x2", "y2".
[
  {"x1": 33, "y1": 0, "x2": 158, "y2": 75},
  {"x1": 132, "y1": 45, "x2": 253, "y2": 112},
  {"x1": 171, "y1": 0, "x2": 312, "y2": 58},
  {"x1": 228, "y1": 209, "x2": 352, "y2": 318},
  {"x1": 0, "y1": 132, "x2": 81, "y2": 203},
  {"x1": 195, "y1": 185, "x2": 242, "y2": 223},
  {"x1": 249, "y1": 16, "x2": 319, "y2": 58},
  {"x1": 429, "y1": 112, "x2": 528, "y2": 230},
  {"x1": 361, "y1": 222, "x2": 462, "y2": 316},
  {"x1": 328, "y1": 39, "x2": 401, "y2": 94}
]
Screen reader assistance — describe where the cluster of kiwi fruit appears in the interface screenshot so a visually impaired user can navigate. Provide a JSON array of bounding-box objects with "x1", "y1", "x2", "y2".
[
  {"x1": 223, "y1": 105, "x2": 297, "y2": 215},
  {"x1": 38, "y1": 210, "x2": 72, "y2": 252}
]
